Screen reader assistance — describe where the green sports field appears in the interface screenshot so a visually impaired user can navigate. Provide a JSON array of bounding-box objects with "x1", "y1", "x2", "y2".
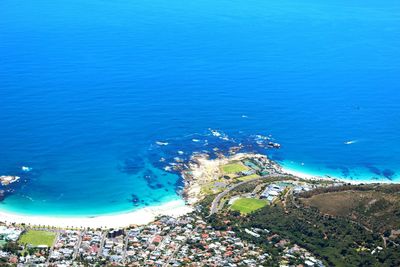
[
  {"x1": 222, "y1": 162, "x2": 249, "y2": 174},
  {"x1": 19, "y1": 230, "x2": 56, "y2": 247},
  {"x1": 231, "y1": 198, "x2": 267, "y2": 214}
]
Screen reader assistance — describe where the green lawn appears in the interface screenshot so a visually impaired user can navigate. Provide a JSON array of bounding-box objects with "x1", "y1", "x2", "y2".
[
  {"x1": 19, "y1": 230, "x2": 56, "y2": 247},
  {"x1": 237, "y1": 174, "x2": 260, "y2": 181},
  {"x1": 231, "y1": 198, "x2": 267, "y2": 214},
  {"x1": 222, "y1": 162, "x2": 249, "y2": 174}
]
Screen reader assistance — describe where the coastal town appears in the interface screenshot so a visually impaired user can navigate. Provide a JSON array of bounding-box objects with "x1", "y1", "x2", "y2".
[
  {"x1": 2, "y1": 0, "x2": 399, "y2": 265},
  {"x1": 1, "y1": 151, "x2": 399, "y2": 266},
  {"x1": 0, "y1": 212, "x2": 325, "y2": 267}
]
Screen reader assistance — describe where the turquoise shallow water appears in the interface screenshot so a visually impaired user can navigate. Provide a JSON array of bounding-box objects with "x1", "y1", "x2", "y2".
[{"x1": 0, "y1": 0, "x2": 399, "y2": 216}]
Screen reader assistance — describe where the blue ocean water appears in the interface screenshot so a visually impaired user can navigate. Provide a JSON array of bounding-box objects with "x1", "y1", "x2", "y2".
[{"x1": 0, "y1": 0, "x2": 399, "y2": 216}]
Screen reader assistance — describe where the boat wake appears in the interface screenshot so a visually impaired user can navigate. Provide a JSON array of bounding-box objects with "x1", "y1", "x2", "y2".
[{"x1": 344, "y1": 140, "x2": 358, "y2": 145}]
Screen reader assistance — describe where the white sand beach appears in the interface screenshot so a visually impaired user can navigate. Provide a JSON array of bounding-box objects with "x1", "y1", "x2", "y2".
[
  {"x1": 281, "y1": 166, "x2": 394, "y2": 185},
  {"x1": 281, "y1": 167, "x2": 324, "y2": 180},
  {"x1": 0, "y1": 199, "x2": 192, "y2": 228}
]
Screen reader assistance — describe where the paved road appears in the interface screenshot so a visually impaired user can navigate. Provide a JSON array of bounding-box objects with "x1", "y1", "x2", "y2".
[
  {"x1": 73, "y1": 231, "x2": 83, "y2": 260},
  {"x1": 98, "y1": 232, "x2": 107, "y2": 257},
  {"x1": 122, "y1": 232, "x2": 129, "y2": 264}
]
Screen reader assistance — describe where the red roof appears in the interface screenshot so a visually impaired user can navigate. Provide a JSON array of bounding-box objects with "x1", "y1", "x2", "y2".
[
  {"x1": 82, "y1": 235, "x2": 91, "y2": 241},
  {"x1": 225, "y1": 251, "x2": 233, "y2": 257},
  {"x1": 201, "y1": 233, "x2": 209, "y2": 239},
  {"x1": 90, "y1": 245, "x2": 99, "y2": 253},
  {"x1": 153, "y1": 235, "x2": 163, "y2": 243}
]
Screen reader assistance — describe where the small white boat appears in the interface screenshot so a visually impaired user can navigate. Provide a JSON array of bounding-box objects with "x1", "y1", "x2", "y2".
[
  {"x1": 156, "y1": 141, "x2": 169, "y2": 146},
  {"x1": 344, "y1": 140, "x2": 357, "y2": 145}
]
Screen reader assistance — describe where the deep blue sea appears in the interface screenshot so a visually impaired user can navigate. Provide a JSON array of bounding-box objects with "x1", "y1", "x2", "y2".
[{"x1": 1, "y1": 0, "x2": 399, "y2": 216}]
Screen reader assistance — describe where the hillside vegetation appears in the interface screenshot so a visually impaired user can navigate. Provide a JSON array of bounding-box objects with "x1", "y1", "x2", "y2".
[
  {"x1": 299, "y1": 184, "x2": 400, "y2": 233},
  {"x1": 203, "y1": 184, "x2": 400, "y2": 267}
]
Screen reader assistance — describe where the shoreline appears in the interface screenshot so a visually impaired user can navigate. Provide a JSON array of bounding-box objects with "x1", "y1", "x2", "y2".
[
  {"x1": 0, "y1": 199, "x2": 192, "y2": 228},
  {"x1": 281, "y1": 166, "x2": 398, "y2": 185},
  {"x1": 1, "y1": 152, "x2": 397, "y2": 228},
  {"x1": 182, "y1": 151, "x2": 398, "y2": 207}
]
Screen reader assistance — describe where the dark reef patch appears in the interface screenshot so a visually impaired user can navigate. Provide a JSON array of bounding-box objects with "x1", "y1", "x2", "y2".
[
  {"x1": 174, "y1": 176, "x2": 185, "y2": 190},
  {"x1": 130, "y1": 194, "x2": 140, "y2": 204},
  {"x1": 366, "y1": 165, "x2": 382, "y2": 176},
  {"x1": 0, "y1": 190, "x2": 5, "y2": 201},
  {"x1": 143, "y1": 169, "x2": 167, "y2": 190},
  {"x1": 119, "y1": 156, "x2": 145, "y2": 175},
  {"x1": 326, "y1": 164, "x2": 350, "y2": 177},
  {"x1": 130, "y1": 194, "x2": 140, "y2": 206},
  {"x1": 341, "y1": 167, "x2": 350, "y2": 177},
  {"x1": 382, "y1": 169, "x2": 395, "y2": 180}
]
